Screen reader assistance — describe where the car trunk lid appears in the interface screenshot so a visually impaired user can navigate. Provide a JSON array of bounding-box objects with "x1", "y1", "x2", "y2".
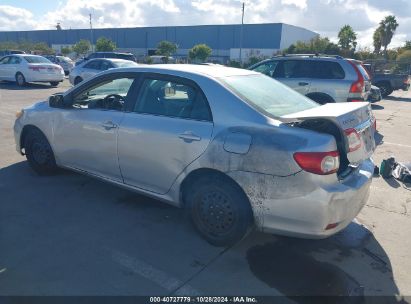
[{"x1": 282, "y1": 102, "x2": 376, "y2": 166}]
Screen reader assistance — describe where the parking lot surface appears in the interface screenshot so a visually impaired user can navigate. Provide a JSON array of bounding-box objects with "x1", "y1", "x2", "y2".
[{"x1": 0, "y1": 80, "x2": 410, "y2": 301}]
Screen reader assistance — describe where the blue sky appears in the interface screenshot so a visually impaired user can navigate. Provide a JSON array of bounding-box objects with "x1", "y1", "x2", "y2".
[{"x1": 0, "y1": 0, "x2": 410, "y2": 48}]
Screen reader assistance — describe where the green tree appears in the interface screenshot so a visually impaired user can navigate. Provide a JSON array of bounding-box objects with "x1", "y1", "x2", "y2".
[
  {"x1": 33, "y1": 42, "x2": 54, "y2": 54},
  {"x1": 95, "y1": 37, "x2": 116, "y2": 52},
  {"x1": 397, "y1": 50, "x2": 411, "y2": 62},
  {"x1": 285, "y1": 36, "x2": 341, "y2": 55},
  {"x1": 373, "y1": 28, "x2": 382, "y2": 54},
  {"x1": 72, "y1": 39, "x2": 91, "y2": 56},
  {"x1": 61, "y1": 46, "x2": 72, "y2": 56},
  {"x1": 378, "y1": 15, "x2": 399, "y2": 57},
  {"x1": 403, "y1": 40, "x2": 411, "y2": 50},
  {"x1": 156, "y1": 40, "x2": 177, "y2": 63},
  {"x1": 338, "y1": 25, "x2": 357, "y2": 50},
  {"x1": 189, "y1": 44, "x2": 212, "y2": 62}
]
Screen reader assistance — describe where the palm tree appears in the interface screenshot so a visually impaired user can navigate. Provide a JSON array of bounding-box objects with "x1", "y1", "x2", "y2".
[{"x1": 378, "y1": 15, "x2": 399, "y2": 58}]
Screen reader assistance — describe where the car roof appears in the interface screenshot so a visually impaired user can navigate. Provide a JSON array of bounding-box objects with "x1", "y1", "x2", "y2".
[
  {"x1": 87, "y1": 58, "x2": 134, "y2": 63},
  {"x1": 109, "y1": 64, "x2": 258, "y2": 77}
]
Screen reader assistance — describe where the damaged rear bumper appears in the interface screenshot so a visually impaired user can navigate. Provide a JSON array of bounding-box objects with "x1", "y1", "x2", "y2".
[{"x1": 228, "y1": 158, "x2": 374, "y2": 239}]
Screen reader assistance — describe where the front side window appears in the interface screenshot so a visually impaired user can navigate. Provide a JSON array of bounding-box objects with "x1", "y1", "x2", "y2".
[
  {"x1": 0, "y1": 56, "x2": 11, "y2": 64},
  {"x1": 134, "y1": 78, "x2": 211, "y2": 121},
  {"x1": 72, "y1": 77, "x2": 135, "y2": 111},
  {"x1": 274, "y1": 60, "x2": 312, "y2": 78},
  {"x1": 220, "y1": 74, "x2": 318, "y2": 117}
]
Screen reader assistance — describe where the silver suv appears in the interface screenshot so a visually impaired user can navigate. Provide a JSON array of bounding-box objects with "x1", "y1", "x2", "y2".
[{"x1": 249, "y1": 54, "x2": 371, "y2": 104}]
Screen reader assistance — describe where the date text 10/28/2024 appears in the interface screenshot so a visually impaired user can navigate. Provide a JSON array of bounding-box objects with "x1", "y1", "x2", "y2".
[{"x1": 150, "y1": 297, "x2": 258, "y2": 303}]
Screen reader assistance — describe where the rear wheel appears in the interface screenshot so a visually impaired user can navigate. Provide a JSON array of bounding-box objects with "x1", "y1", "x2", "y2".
[
  {"x1": 24, "y1": 128, "x2": 58, "y2": 175},
  {"x1": 74, "y1": 77, "x2": 83, "y2": 85},
  {"x1": 186, "y1": 175, "x2": 253, "y2": 246},
  {"x1": 377, "y1": 82, "x2": 393, "y2": 97},
  {"x1": 50, "y1": 81, "x2": 59, "y2": 87},
  {"x1": 15, "y1": 72, "x2": 26, "y2": 87},
  {"x1": 307, "y1": 93, "x2": 334, "y2": 105}
]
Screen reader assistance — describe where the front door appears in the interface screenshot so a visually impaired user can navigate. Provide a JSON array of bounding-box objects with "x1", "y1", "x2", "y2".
[
  {"x1": 117, "y1": 74, "x2": 214, "y2": 194},
  {"x1": 52, "y1": 75, "x2": 137, "y2": 181},
  {"x1": 273, "y1": 59, "x2": 312, "y2": 95}
]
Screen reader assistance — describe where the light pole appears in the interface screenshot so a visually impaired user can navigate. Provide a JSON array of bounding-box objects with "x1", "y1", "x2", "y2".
[
  {"x1": 89, "y1": 13, "x2": 94, "y2": 52},
  {"x1": 239, "y1": 2, "x2": 245, "y2": 65}
]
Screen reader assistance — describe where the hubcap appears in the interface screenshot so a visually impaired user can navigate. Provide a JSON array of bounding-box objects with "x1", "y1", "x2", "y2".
[
  {"x1": 32, "y1": 141, "x2": 48, "y2": 164},
  {"x1": 196, "y1": 190, "x2": 236, "y2": 235},
  {"x1": 17, "y1": 75, "x2": 24, "y2": 85}
]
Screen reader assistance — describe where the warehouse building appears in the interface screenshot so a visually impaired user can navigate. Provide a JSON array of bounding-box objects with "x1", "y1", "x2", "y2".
[{"x1": 0, "y1": 23, "x2": 317, "y2": 63}]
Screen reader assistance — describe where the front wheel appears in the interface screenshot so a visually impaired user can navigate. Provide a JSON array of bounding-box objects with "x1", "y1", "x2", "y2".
[
  {"x1": 15, "y1": 72, "x2": 26, "y2": 87},
  {"x1": 186, "y1": 176, "x2": 253, "y2": 246},
  {"x1": 24, "y1": 128, "x2": 58, "y2": 175},
  {"x1": 50, "y1": 81, "x2": 59, "y2": 87}
]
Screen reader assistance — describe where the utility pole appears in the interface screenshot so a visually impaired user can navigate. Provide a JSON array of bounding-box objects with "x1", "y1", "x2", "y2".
[
  {"x1": 239, "y1": 2, "x2": 245, "y2": 65},
  {"x1": 89, "y1": 13, "x2": 94, "y2": 52}
]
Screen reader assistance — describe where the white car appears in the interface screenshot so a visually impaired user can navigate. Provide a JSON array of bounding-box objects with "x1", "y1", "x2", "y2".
[
  {"x1": 45, "y1": 55, "x2": 74, "y2": 75},
  {"x1": 69, "y1": 58, "x2": 138, "y2": 86},
  {"x1": 0, "y1": 54, "x2": 65, "y2": 87}
]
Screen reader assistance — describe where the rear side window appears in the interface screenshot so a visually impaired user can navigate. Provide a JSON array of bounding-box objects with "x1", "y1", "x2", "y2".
[
  {"x1": 134, "y1": 78, "x2": 212, "y2": 121},
  {"x1": 311, "y1": 61, "x2": 345, "y2": 79}
]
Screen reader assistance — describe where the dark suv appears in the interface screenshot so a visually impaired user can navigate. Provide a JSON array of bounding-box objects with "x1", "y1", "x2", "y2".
[
  {"x1": 75, "y1": 52, "x2": 136, "y2": 66},
  {"x1": 249, "y1": 54, "x2": 371, "y2": 104}
]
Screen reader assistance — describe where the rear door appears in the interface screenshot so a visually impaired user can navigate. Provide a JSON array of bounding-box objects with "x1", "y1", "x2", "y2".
[
  {"x1": 117, "y1": 73, "x2": 214, "y2": 194},
  {"x1": 273, "y1": 60, "x2": 312, "y2": 95},
  {"x1": 0, "y1": 56, "x2": 11, "y2": 79}
]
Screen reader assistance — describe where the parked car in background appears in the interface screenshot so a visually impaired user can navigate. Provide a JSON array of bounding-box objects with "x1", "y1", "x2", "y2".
[
  {"x1": 149, "y1": 55, "x2": 176, "y2": 64},
  {"x1": 0, "y1": 54, "x2": 64, "y2": 87},
  {"x1": 44, "y1": 55, "x2": 74, "y2": 75},
  {"x1": 14, "y1": 65, "x2": 375, "y2": 246},
  {"x1": 363, "y1": 64, "x2": 410, "y2": 97},
  {"x1": 0, "y1": 50, "x2": 26, "y2": 58},
  {"x1": 368, "y1": 85, "x2": 382, "y2": 102},
  {"x1": 69, "y1": 58, "x2": 138, "y2": 85},
  {"x1": 75, "y1": 52, "x2": 137, "y2": 66},
  {"x1": 249, "y1": 54, "x2": 371, "y2": 104}
]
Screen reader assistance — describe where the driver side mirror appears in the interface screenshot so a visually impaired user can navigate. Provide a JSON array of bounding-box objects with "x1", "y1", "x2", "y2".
[{"x1": 49, "y1": 94, "x2": 69, "y2": 108}]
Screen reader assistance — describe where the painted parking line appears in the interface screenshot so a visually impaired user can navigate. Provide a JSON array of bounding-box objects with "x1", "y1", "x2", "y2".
[
  {"x1": 382, "y1": 142, "x2": 411, "y2": 149},
  {"x1": 110, "y1": 249, "x2": 201, "y2": 296}
]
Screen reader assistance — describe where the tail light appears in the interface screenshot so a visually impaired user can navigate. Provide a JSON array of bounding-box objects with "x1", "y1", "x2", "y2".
[
  {"x1": 348, "y1": 61, "x2": 364, "y2": 93},
  {"x1": 344, "y1": 128, "x2": 362, "y2": 152},
  {"x1": 28, "y1": 65, "x2": 47, "y2": 71},
  {"x1": 293, "y1": 151, "x2": 340, "y2": 175}
]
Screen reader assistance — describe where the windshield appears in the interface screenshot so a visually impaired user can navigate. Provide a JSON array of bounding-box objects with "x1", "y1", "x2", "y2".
[
  {"x1": 113, "y1": 61, "x2": 138, "y2": 68},
  {"x1": 220, "y1": 74, "x2": 319, "y2": 117},
  {"x1": 23, "y1": 56, "x2": 52, "y2": 64}
]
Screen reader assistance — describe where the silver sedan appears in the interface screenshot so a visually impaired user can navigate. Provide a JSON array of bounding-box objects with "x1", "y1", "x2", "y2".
[
  {"x1": 14, "y1": 65, "x2": 376, "y2": 246},
  {"x1": 69, "y1": 58, "x2": 138, "y2": 86}
]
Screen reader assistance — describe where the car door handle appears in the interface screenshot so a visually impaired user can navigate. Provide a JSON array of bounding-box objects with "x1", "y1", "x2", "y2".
[
  {"x1": 178, "y1": 132, "x2": 201, "y2": 142},
  {"x1": 101, "y1": 121, "x2": 118, "y2": 130},
  {"x1": 298, "y1": 82, "x2": 309, "y2": 86}
]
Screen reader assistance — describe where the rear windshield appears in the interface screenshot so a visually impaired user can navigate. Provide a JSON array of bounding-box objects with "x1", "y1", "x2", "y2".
[
  {"x1": 356, "y1": 63, "x2": 371, "y2": 80},
  {"x1": 220, "y1": 74, "x2": 319, "y2": 117},
  {"x1": 23, "y1": 56, "x2": 52, "y2": 64},
  {"x1": 113, "y1": 61, "x2": 138, "y2": 68}
]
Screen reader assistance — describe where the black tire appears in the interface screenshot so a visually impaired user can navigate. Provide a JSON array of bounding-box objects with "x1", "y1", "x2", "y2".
[
  {"x1": 15, "y1": 72, "x2": 26, "y2": 87},
  {"x1": 377, "y1": 82, "x2": 393, "y2": 97},
  {"x1": 74, "y1": 77, "x2": 83, "y2": 85},
  {"x1": 50, "y1": 81, "x2": 59, "y2": 87},
  {"x1": 186, "y1": 175, "x2": 253, "y2": 246},
  {"x1": 24, "y1": 128, "x2": 58, "y2": 175}
]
